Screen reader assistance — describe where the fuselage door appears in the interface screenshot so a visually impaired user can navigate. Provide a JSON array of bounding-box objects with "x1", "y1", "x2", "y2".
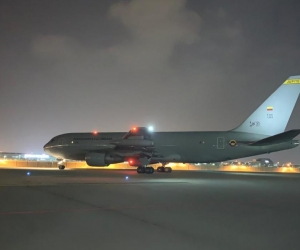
[{"x1": 217, "y1": 137, "x2": 225, "y2": 149}]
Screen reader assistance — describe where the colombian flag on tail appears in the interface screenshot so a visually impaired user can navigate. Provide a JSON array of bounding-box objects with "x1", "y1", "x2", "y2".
[{"x1": 267, "y1": 106, "x2": 273, "y2": 111}]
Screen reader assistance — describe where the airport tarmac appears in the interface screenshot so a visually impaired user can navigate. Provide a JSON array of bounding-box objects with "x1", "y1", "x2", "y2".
[{"x1": 1, "y1": 169, "x2": 300, "y2": 250}]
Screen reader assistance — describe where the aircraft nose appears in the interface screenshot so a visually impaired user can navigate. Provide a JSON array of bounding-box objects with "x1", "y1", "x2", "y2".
[{"x1": 43, "y1": 142, "x2": 50, "y2": 151}]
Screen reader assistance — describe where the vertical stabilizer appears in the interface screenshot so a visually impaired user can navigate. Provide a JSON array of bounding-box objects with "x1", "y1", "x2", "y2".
[{"x1": 233, "y1": 76, "x2": 300, "y2": 136}]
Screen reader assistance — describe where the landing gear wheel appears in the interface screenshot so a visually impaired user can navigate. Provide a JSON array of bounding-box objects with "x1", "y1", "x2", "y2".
[
  {"x1": 137, "y1": 166, "x2": 154, "y2": 174},
  {"x1": 58, "y1": 165, "x2": 65, "y2": 170},
  {"x1": 137, "y1": 166, "x2": 145, "y2": 174},
  {"x1": 145, "y1": 167, "x2": 154, "y2": 174},
  {"x1": 157, "y1": 166, "x2": 164, "y2": 172},
  {"x1": 157, "y1": 166, "x2": 172, "y2": 173},
  {"x1": 164, "y1": 167, "x2": 172, "y2": 173}
]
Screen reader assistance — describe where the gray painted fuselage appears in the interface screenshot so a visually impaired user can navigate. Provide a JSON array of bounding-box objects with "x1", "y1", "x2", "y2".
[{"x1": 44, "y1": 131, "x2": 298, "y2": 164}]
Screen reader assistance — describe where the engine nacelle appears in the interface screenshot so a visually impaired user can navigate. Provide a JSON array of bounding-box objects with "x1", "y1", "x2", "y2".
[{"x1": 85, "y1": 153, "x2": 124, "y2": 167}]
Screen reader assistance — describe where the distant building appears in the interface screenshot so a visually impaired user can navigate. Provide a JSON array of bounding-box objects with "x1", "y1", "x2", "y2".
[
  {"x1": 0, "y1": 152, "x2": 56, "y2": 161},
  {"x1": 254, "y1": 158, "x2": 274, "y2": 167}
]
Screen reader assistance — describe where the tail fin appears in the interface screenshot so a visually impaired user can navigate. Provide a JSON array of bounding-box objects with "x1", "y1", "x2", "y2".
[{"x1": 233, "y1": 75, "x2": 300, "y2": 136}]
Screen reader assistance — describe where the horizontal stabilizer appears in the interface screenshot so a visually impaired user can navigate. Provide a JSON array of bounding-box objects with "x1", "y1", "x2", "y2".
[{"x1": 250, "y1": 129, "x2": 300, "y2": 146}]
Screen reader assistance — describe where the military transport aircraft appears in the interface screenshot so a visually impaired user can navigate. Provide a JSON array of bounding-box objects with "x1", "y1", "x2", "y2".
[{"x1": 44, "y1": 76, "x2": 300, "y2": 174}]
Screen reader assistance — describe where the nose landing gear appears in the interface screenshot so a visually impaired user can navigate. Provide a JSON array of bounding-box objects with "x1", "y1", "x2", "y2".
[
  {"x1": 58, "y1": 165, "x2": 65, "y2": 170},
  {"x1": 57, "y1": 159, "x2": 66, "y2": 170}
]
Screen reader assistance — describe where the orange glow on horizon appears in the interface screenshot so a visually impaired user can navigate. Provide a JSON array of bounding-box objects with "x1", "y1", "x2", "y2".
[
  {"x1": 279, "y1": 167, "x2": 296, "y2": 173},
  {"x1": 0, "y1": 160, "x2": 7, "y2": 164}
]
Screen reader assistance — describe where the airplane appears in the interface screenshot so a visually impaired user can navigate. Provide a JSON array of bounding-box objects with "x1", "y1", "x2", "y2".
[{"x1": 44, "y1": 75, "x2": 300, "y2": 174}]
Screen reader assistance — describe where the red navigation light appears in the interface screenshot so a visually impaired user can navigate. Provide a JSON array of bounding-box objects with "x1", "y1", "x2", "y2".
[
  {"x1": 128, "y1": 159, "x2": 135, "y2": 166},
  {"x1": 93, "y1": 131, "x2": 98, "y2": 135},
  {"x1": 132, "y1": 127, "x2": 137, "y2": 132}
]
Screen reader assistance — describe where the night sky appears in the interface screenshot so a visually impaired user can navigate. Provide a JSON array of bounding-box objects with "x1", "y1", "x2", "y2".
[{"x1": 1, "y1": 0, "x2": 300, "y2": 163}]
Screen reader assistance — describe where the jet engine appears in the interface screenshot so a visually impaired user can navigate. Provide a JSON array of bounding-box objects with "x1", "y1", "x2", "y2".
[{"x1": 85, "y1": 153, "x2": 124, "y2": 166}]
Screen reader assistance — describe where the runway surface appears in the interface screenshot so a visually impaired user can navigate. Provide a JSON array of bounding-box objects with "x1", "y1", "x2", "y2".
[{"x1": 1, "y1": 169, "x2": 300, "y2": 250}]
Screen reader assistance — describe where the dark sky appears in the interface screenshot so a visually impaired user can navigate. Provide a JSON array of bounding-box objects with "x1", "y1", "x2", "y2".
[{"x1": 1, "y1": 0, "x2": 300, "y2": 163}]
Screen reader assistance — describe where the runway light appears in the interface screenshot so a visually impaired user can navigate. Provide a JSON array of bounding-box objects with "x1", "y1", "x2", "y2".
[
  {"x1": 27, "y1": 172, "x2": 31, "y2": 176},
  {"x1": 132, "y1": 127, "x2": 137, "y2": 132},
  {"x1": 93, "y1": 131, "x2": 98, "y2": 135},
  {"x1": 125, "y1": 176, "x2": 129, "y2": 180}
]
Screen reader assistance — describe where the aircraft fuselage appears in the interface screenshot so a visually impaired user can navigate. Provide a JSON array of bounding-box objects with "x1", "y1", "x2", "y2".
[{"x1": 44, "y1": 131, "x2": 298, "y2": 164}]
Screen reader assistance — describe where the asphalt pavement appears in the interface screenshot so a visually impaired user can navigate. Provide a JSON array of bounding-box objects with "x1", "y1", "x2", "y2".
[{"x1": 0, "y1": 169, "x2": 300, "y2": 250}]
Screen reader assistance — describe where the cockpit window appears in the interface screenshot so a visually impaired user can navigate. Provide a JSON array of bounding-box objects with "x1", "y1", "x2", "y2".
[{"x1": 50, "y1": 139, "x2": 54, "y2": 142}]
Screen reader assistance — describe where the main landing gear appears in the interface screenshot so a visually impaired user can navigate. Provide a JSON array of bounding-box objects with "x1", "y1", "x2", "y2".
[
  {"x1": 157, "y1": 166, "x2": 172, "y2": 173},
  {"x1": 136, "y1": 166, "x2": 154, "y2": 174},
  {"x1": 136, "y1": 166, "x2": 172, "y2": 174}
]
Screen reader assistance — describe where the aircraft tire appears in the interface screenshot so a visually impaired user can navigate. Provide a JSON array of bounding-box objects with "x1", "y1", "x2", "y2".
[
  {"x1": 164, "y1": 167, "x2": 172, "y2": 173},
  {"x1": 157, "y1": 166, "x2": 164, "y2": 172},
  {"x1": 58, "y1": 165, "x2": 65, "y2": 170},
  {"x1": 145, "y1": 167, "x2": 154, "y2": 174},
  {"x1": 137, "y1": 166, "x2": 145, "y2": 174}
]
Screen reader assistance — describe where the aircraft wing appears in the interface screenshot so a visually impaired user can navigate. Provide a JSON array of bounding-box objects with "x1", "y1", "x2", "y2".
[
  {"x1": 249, "y1": 129, "x2": 300, "y2": 146},
  {"x1": 110, "y1": 127, "x2": 158, "y2": 159},
  {"x1": 121, "y1": 127, "x2": 153, "y2": 140},
  {"x1": 107, "y1": 127, "x2": 153, "y2": 149}
]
